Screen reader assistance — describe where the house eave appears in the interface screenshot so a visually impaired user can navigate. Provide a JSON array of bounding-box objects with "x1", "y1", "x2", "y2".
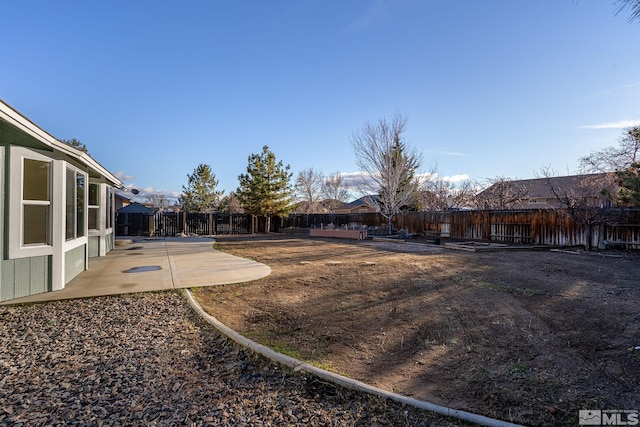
[{"x1": 0, "y1": 99, "x2": 123, "y2": 188}]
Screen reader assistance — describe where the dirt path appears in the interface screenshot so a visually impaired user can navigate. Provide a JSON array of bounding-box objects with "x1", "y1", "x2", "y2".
[{"x1": 194, "y1": 235, "x2": 640, "y2": 426}]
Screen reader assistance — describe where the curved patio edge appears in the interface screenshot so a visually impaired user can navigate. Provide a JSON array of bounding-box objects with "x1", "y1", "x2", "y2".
[
  {"x1": 183, "y1": 289, "x2": 525, "y2": 427},
  {"x1": 1, "y1": 238, "x2": 272, "y2": 305}
]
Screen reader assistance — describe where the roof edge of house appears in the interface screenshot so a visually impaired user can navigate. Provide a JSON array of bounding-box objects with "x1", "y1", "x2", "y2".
[{"x1": 0, "y1": 99, "x2": 123, "y2": 188}]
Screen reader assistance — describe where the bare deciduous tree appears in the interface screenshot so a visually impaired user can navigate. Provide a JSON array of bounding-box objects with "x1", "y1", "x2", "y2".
[
  {"x1": 295, "y1": 168, "x2": 324, "y2": 213},
  {"x1": 420, "y1": 179, "x2": 452, "y2": 211},
  {"x1": 453, "y1": 180, "x2": 480, "y2": 210},
  {"x1": 538, "y1": 166, "x2": 619, "y2": 250},
  {"x1": 615, "y1": 0, "x2": 640, "y2": 21},
  {"x1": 474, "y1": 176, "x2": 529, "y2": 210},
  {"x1": 421, "y1": 178, "x2": 478, "y2": 211},
  {"x1": 219, "y1": 192, "x2": 244, "y2": 214},
  {"x1": 321, "y1": 173, "x2": 351, "y2": 210},
  {"x1": 147, "y1": 193, "x2": 171, "y2": 210},
  {"x1": 351, "y1": 112, "x2": 422, "y2": 234},
  {"x1": 579, "y1": 126, "x2": 640, "y2": 173},
  {"x1": 538, "y1": 167, "x2": 617, "y2": 210}
]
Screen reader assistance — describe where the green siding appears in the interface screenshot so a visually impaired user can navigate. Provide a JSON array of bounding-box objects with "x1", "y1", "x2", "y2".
[
  {"x1": 0, "y1": 137, "x2": 6, "y2": 300},
  {"x1": 30, "y1": 256, "x2": 48, "y2": 295},
  {"x1": 15, "y1": 259, "x2": 31, "y2": 298},
  {"x1": 88, "y1": 236, "x2": 100, "y2": 258},
  {"x1": 0, "y1": 256, "x2": 51, "y2": 301},
  {"x1": 1, "y1": 138, "x2": 5, "y2": 264},
  {"x1": 105, "y1": 232, "x2": 113, "y2": 253},
  {"x1": 64, "y1": 245, "x2": 86, "y2": 284},
  {"x1": 0, "y1": 260, "x2": 13, "y2": 301},
  {"x1": 0, "y1": 121, "x2": 51, "y2": 151}
]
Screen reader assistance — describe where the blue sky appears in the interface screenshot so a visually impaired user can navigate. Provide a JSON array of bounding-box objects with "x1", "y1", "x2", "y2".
[{"x1": 3, "y1": 0, "x2": 639, "y2": 203}]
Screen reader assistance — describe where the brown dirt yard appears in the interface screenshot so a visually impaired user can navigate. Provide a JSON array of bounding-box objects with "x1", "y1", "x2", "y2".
[{"x1": 193, "y1": 235, "x2": 640, "y2": 426}]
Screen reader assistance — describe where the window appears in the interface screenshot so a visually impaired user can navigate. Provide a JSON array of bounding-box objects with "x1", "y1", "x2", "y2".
[
  {"x1": 105, "y1": 186, "x2": 113, "y2": 229},
  {"x1": 23, "y1": 159, "x2": 51, "y2": 245},
  {"x1": 77, "y1": 173, "x2": 85, "y2": 237},
  {"x1": 88, "y1": 183, "x2": 99, "y2": 230},
  {"x1": 65, "y1": 168, "x2": 86, "y2": 240}
]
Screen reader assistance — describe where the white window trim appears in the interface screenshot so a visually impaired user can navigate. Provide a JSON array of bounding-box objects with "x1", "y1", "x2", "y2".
[
  {"x1": 87, "y1": 182, "x2": 101, "y2": 233},
  {"x1": 87, "y1": 182, "x2": 115, "y2": 236},
  {"x1": 9, "y1": 147, "x2": 57, "y2": 259},
  {"x1": 63, "y1": 165, "x2": 88, "y2": 251},
  {"x1": 65, "y1": 166, "x2": 88, "y2": 239},
  {"x1": 105, "y1": 185, "x2": 114, "y2": 231},
  {"x1": 9, "y1": 147, "x2": 91, "y2": 260}
]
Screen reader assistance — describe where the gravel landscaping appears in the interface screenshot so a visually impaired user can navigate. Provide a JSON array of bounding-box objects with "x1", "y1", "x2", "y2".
[{"x1": 0, "y1": 291, "x2": 464, "y2": 426}]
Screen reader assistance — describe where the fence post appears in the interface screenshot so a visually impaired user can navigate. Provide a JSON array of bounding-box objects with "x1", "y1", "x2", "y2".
[{"x1": 485, "y1": 211, "x2": 491, "y2": 241}]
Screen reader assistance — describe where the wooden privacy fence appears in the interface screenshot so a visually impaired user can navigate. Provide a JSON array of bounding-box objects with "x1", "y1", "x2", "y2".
[
  {"x1": 288, "y1": 209, "x2": 640, "y2": 249},
  {"x1": 116, "y1": 209, "x2": 640, "y2": 249}
]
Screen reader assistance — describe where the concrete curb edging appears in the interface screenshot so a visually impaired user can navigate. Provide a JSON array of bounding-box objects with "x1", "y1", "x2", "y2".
[{"x1": 183, "y1": 289, "x2": 525, "y2": 427}]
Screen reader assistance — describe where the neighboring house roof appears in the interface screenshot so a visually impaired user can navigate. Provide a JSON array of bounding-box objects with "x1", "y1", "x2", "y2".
[
  {"x1": 117, "y1": 202, "x2": 158, "y2": 214},
  {"x1": 508, "y1": 174, "x2": 607, "y2": 199},
  {"x1": 334, "y1": 195, "x2": 379, "y2": 213},
  {"x1": 0, "y1": 99, "x2": 123, "y2": 188},
  {"x1": 477, "y1": 173, "x2": 616, "y2": 209},
  {"x1": 115, "y1": 190, "x2": 132, "y2": 202},
  {"x1": 293, "y1": 199, "x2": 344, "y2": 214}
]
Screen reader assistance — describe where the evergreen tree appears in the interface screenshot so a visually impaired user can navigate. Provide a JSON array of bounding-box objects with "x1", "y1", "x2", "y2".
[
  {"x1": 350, "y1": 112, "x2": 422, "y2": 234},
  {"x1": 61, "y1": 138, "x2": 88, "y2": 154},
  {"x1": 378, "y1": 136, "x2": 420, "y2": 214},
  {"x1": 179, "y1": 164, "x2": 223, "y2": 212},
  {"x1": 616, "y1": 162, "x2": 640, "y2": 207},
  {"x1": 236, "y1": 146, "x2": 294, "y2": 231}
]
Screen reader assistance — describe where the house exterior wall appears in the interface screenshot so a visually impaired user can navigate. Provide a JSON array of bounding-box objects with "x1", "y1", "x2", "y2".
[
  {"x1": 88, "y1": 183, "x2": 116, "y2": 257},
  {"x1": 88, "y1": 236, "x2": 100, "y2": 258},
  {"x1": 0, "y1": 133, "x2": 52, "y2": 300},
  {"x1": 64, "y1": 244, "x2": 86, "y2": 285},
  {"x1": 105, "y1": 231, "x2": 113, "y2": 253},
  {"x1": 0, "y1": 101, "x2": 121, "y2": 302},
  {"x1": 87, "y1": 232, "x2": 114, "y2": 257},
  {"x1": 1, "y1": 256, "x2": 51, "y2": 300}
]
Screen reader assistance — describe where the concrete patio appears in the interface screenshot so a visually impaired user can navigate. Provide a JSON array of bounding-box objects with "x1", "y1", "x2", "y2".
[{"x1": 1, "y1": 237, "x2": 271, "y2": 305}]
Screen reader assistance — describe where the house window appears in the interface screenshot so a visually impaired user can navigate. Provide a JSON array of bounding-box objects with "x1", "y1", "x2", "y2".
[
  {"x1": 88, "y1": 183, "x2": 99, "y2": 230},
  {"x1": 65, "y1": 168, "x2": 86, "y2": 240},
  {"x1": 77, "y1": 173, "x2": 85, "y2": 237},
  {"x1": 23, "y1": 159, "x2": 51, "y2": 245},
  {"x1": 105, "y1": 186, "x2": 113, "y2": 229}
]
